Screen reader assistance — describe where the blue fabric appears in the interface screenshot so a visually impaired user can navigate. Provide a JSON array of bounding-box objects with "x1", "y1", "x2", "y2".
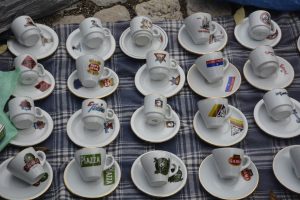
[
  {"x1": 227, "y1": 0, "x2": 300, "y2": 11},
  {"x1": 1, "y1": 14, "x2": 300, "y2": 199}
]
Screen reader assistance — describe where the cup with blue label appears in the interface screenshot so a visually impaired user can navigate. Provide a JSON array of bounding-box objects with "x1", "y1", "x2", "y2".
[
  {"x1": 195, "y1": 51, "x2": 229, "y2": 83},
  {"x1": 75, "y1": 147, "x2": 115, "y2": 182},
  {"x1": 81, "y1": 98, "x2": 114, "y2": 131}
]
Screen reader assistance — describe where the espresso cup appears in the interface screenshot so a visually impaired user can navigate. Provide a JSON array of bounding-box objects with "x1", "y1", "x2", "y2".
[
  {"x1": 248, "y1": 10, "x2": 276, "y2": 41},
  {"x1": 14, "y1": 54, "x2": 45, "y2": 85},
  {"x1": 249, "y1": 45, "x2": 279, "y2": 78},
  {"x1": 7, "y1": 147, "x2": 46, "y2": 185},
  {"x1": 81, "y1": 98, "x2": 114, "y2": 131},
  {"x1": 144, "y1": 94, "x2": 172, "y2": 126},
  {"x1": 130, "y1": 16, "x2": 160, "y2": 46},
  {"x1": 263, "y1": 89, "x2": 294, "y2": 121},
  {"x1": 195, "y1": 51, "x2": 229, "y2": 83},
  {"x1": 79, "y1": 17, "x2": 111, "y2": 49},
  {"x1": 11, "y1": 16, "x2": 40, "y2": 47},
  {"x1": 146, "y1": 50, "x2": 178, "y2": 81},
  {"x1": 140, "y1": 151, "x2": 179, "y2": 187},
  {"x1": 212, "y1": 148, "x2": 251, "y2": 179},
  {"x1": 8, "y1": 97, "x2": 43, "y2": 129},
  {"x1": 76, "y1": 54, "x2": 111, "y2": 88},
  {"x1": 184, "y1": 12, "x2": 217, "y2": 45},
  {"x1": 289, "y1": 146, "x2": 300, "y2": 178},
  {"x1": 197, "y1": 98, "x2": 231, "y2": 129},
  {"x1": 75, "y1": 147, "x2": 115, "y2": 182}
]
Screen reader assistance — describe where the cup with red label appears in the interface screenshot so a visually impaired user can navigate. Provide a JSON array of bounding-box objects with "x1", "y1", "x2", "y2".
[
  {"x1": 7, "y1": 147, "x2": 47, "y2": 185},
  {"x1": 212, "y1": 148, "x2": 251, "y2": 179},
  {"x1": 76, "y1": 54, "x2": 111, "y2": 88}
]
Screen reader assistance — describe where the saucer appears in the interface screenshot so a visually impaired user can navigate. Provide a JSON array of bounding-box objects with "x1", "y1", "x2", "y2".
[
  {"x1": 67, "y1": 109, "x2": 120, "y2": 147},
  {"x1": 199, "y1": 154, "x2": 259, "y2": 199},
  {"x1": 13, "y1": 70, "x2": 55, "y2": 100},
  {"x1": 7, "y1": 24, "x2": 59, "y2": 60},
  {"x1": 66, "y1": 28, "x2": 116, "y2": 60},
  {"x1": 131, "y1": 106, "x2": 180, "y2": 143},
  {"x1": 243, "y1": 56, "x2": 294, "y2": 91},
  {"x1": 178, "y1": 23, "x2": 228, "y2": 55},
  {"x1": 0, "y1": 157, "x2": 53, "y2": 200},
  {"x1": 64, "y1": 159, "x2": 121, "y2": 198},
  {"x1": 10, "y1": 108, "x2": 53, "y2": 146},
  {"x1": 131, "y1": 150, "x2": 187, "y2": 198},
  {"x1": 67, "y1": 68, "x2": 119, "y2": 99},
  {"x1": 187, "y1": 63, "x2": 241, "y2": 98},
  {"x1": 234, "y1": 18, "x2": 282, "y2": 49},
  {"x1": 273, "y1": 145, "x2": 300, "y2": 194},
  {"x1": 119, "y1": 25, "x2": 168, "y2": 59},
  {"x1": 254, "y1": 98, "x2": 300, "y2": 138},
  {"x1": 297, "y1": 36, "x2": 300, "y2": 53},
  {"x1": 134, "y1": 64, "x2": 185, "y2": 97},
  {"x1": 193, "y1": 105, "x2": 248, "y2": 147}
]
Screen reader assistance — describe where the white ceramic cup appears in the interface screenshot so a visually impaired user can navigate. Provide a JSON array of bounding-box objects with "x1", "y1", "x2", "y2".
[
  {"x1": 184, "y1": 12, "x2": 218, "y2": 45},
  {"x1": 195, "y1": 51, "x2": 230, "y2": 83},
  {"x1": 289, "y1": 146, "x2": 300, "y2": 178},
  {"x1": 263, "y1": 89, "x2": 294, "y2": 121},
  {"x1": 81, "y1": 98, "x2": 114, "y2": 131},
  {"x1": 144, "y1": 94, "x2": 173, "y2": 126},
  {"x1": 212, "y1": 148, "x2": 251, "y2": 179},
  {"x1": 75, "y1": 147, "x2": 115, "y2": 182},
  {"x1": 130, "y1": 16, "x2": 160, "y2": 46},
  {"x1": 76, "y1": 54, "x2": 111, "y2": 88},
  {"x1": 14, "y1": 54, "x2": 45, "y2": 85},
  {"x1": 248, "y1": 10, "x2": 276, "y2": 41},
  {"x1": 8, "y1": 97, "x2": 43, "y2": 129},
  {"x1": 249, "y1": 45, "x2": 279, "y2": 78},
  {"x1": 79, "y1": 17, "x2": 111, "y2": 49},
  {"x1": 146, "y1": 50, "x2": 178, "y2": 81},
  {"x1": 11, "y1": 15, "x2": 40, "y2": 47},
  {"x1": 140, "y1": 151, "x2": 179, "y2": 187},
  {"x1": 197, "y1": 98, "x2": 232, "y2": 129},
  {"x1": 7, "y1": 147, "x2": 46, "y2": 185}
]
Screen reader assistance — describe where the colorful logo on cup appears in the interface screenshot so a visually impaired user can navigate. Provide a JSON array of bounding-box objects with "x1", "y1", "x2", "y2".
[
  {"x1": 260, "y1": 12, "x2": 271, "y2": 26},
  {"x1": 87, "y1": 59, "x2": 101, "y2": 75},
  {"x1": 208, "y1": 104, "x2": 226, "y2": 117},
  {"x1": 170, "y1": 75, "x2": 180, "y2": 85},
  {"x1": 230, "y1": 117, "x2": 244, "y2": 136},
  {"x1": 168, "y1": 167, "x2": 183, "y2": 183},
  {"x1": 23, "y1": 153, "x2": 41, "y2": 172},
  {"x1": 33, "y1": 121, "x2": 46, "y2": 129},
  {"x1": 19, "y1": 100, "x2": 32, "y2": 111},
  {"x1": 24, "y1": 17, "x2": 36, "y2": 27},
  {"x1": 87, "y1": 101, "x2": 105, "y2": 113},
  {"x1": 21, "y1": 56, "x2": 37, "y2": 69},
  {"x1": 104, "y1": 122, "x2": 114, "y2": 133},
  {"x1": 241, "y1": 168, "x2": 253, "y2": 181},
  {"x1": 104, "y1": 166, "x2": 115, "y2": 185},
  {"x1": 206, "y1": 58, "x2": 224, "y2": 68},
  {"x1": 154, "y1": 157, "x2": 170, "y2": 175},
  {"x1": 279, "y1": 64, "x2": 288, "y2": 75},
  {"x1": 228, "y1": 154, "x2": 242, "y2": 166},
  {"x1": 154, "y1": 98, "x2": 163, "y2": 108},
  {"x1": 99, "y1": 78, "x2": 114, "y2": 88},
  {"x1": 140, "y1": 18, "x2": 152, "y2": 29},
  {"x1": 225, "y1": 76, "x2": 235, "y2": 92},
  {"x1": 90, "y1": 19, "x2": 101, "y2": 28},
  {"x1": 80, "y1": 154, "x2": 101, "y2": 167},
  {"x1": 197, "y1": 16, "x2": 209, "y2": 33},
  {"x1": 35, "y1": 81, "x2": 51, "y2": 92},
  {"x1": 154, "y1": 53, "x2": 167, "y2": 63}
]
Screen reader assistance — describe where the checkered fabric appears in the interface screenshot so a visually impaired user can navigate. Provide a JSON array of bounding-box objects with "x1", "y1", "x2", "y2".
[{"x1": 1, "y1": 13, "x2": 300, "y2": 200}]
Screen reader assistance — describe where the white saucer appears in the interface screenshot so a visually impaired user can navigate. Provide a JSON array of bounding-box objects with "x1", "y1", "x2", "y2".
[
  {"x1": 273, "y1": 145, "x2": 300, "y2": 194},
  {"x1": 131, "y1": 150, "x2": 187, "y2": 198},
  {"x1": 119, "y1": 25, "x2": 168, "y2": 59},
  {"x1": 13, "y1": 70, "x2": 55, "y2": 100},
  {"x1": 178, "y1": 23, "x2": 228, "y2": 55},
  {"x1": 66, "y1": 28, "x2": 116, "y2": 60},
  {"x1": 243, "y1": 56, "x2": 294, "y2": 91},
  {"x1": 64, "y1": 159, "x2": 121, "y2": 198},
  {"x1": 10, "y1": 109, "x2": 53, "y2": 146},
  {"x1": 297, "y1": 36, "x2": 300, "y2": 53},
  {"x1": 67, "y1": 109, "x2": 120, "y2": 147},
  {"x1": 193, "y1": 105, "x2": 248, "y2": 147},
  {"x1": 199, "y1": 154, "x2": 259, "y2": 200},
  {"x1": 67, "y1": 68, "x2": 119, "y2": 99},
  {"x1": 254, "y1": 98, "x2": 300, "y2": 138},
  {"x1": 0, "y1": 157, "x2": 53, "y2": 200},
  {"x1": 234, "y1": 18, "x2": 282, "y2": 49},
  {"x1": 134, "y1": 64, "x2": 185, "y2": 97},
  {"x1": 131, "y1": 106, "x2": 180, "y2": 143},
  {"x1": 7, "y1": 24, "x2": 59, "y2": 60},
  {"x1": 187, "y1": 63, "x2": 241, "y2": 98}
]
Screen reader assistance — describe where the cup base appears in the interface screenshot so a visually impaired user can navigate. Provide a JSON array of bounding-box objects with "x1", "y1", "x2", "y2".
[
  {"x1": 12, "y1": 114, "x2": 34, "y2": 130},
  {"x1": 145, "y1": 112, "x2": 164, "y2": 126}
]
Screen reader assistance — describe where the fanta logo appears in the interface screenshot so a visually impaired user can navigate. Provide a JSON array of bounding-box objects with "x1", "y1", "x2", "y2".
[
  {"x1": 87, "y1": 102, "x2": 105, "y2": 113},
  {"x1": 23, "y1": 153, "x2": 40, "y2": 172},
  {"x1": 21, "y1": 56, "x2": 36, "y2": 69},
  {"x1": 228, "y1": 154, "x2": 241, "y2": 166},
  {"x1": 260, "y1": 12, "x2": 271, "y2": 26},
  {"x1": 154, "y1": 53, "x2": 167, "y2": 63},
  {"x1": 241, "y1": 168, "x2": 253, "y2": 181},
  {"x1": 19, "y1": 100, "x2": 32, "y2": 110},
  {"x1": 87, "y1": 59, "x2": 101, "y2": 75}
]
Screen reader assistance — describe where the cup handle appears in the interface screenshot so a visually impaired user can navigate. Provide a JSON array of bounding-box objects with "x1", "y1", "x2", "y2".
[
  {"x1": 168, "y1": 159, "x2": 179, "y2": 177},
  {"x1": 102, "y1": 28, "x2": 111, "y2": 37},
  {"x1": 103, "y1": 154, "x2": 115, "y2": 170},
  {"x1": 36, "y1": 150, "x2": 46, "y2": 166},
  {"x1": 35, "y1": 107, "x2": 44, "y2": 118},
  {"x1": 170, "y1": 59, "x2": 178, "y2": 70},
  {"x1": 37, "y1": 63, "x2": 46, "y2": 77},
  {"x1": 99, "y1": 67, "x2": 111, "y2": 80},
  {"x1": 209, "y1": 21, "x2": 218, "y2": 35},
  {"x1": 241, "y1": 155, "x2": 251, "y2": 171},
  {"x1": 152, "y1": 28, "x2": 161, "y2": 38},
  {"x1": 165, "y1": 104, "x2": 173, "y2": 120},
  {"x1": 223, "y1": 58, "x2": 230, "y2": 72},
  {"x1": 106, "y1": 108, "x2": 115, "y2": 121},
  {"x1": 269, "y1": 21, "x2": 277, "y2": 35}
]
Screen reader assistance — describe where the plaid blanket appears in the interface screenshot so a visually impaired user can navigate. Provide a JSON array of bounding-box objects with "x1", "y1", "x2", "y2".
[{"x1": 1, "y1": 13, "x2": 300, "y2": 199}]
